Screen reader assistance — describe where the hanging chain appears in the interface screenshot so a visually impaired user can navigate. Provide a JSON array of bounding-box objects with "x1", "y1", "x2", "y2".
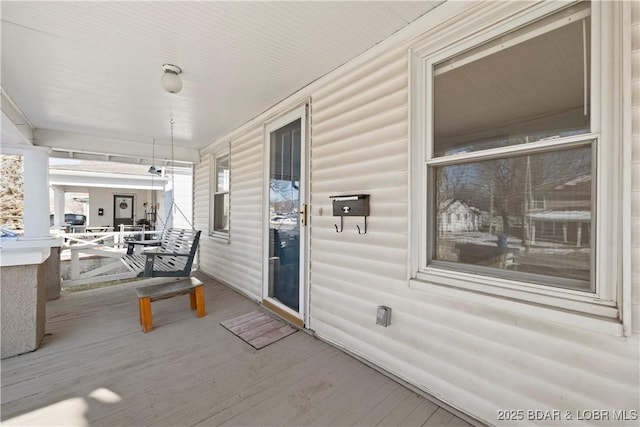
[
  {"x1": 150, "y1": 138, "x2": 156, "y2": 214},
  {"x1": 168, "y1": 117, "x2": 194, "y2": 229},
  {"x1": 152, "y1": 137, "x2": 156, "y2": 166},
  {"x1": 170, "y1": 118, "x2": 175, "y2": 194}
]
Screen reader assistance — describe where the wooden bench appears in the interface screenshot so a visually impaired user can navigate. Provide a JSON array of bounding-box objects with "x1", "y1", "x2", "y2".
[
  {"x1": 136, "y1": 277, "x2": 205, "y2": 332},
  {"x1": 122, "y1": 228, "x2": 201, "y2": 278}
]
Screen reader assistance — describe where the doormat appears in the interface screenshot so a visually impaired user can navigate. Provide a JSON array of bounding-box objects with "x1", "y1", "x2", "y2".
[{"x1": 220, "y1": 310, "x2": 297, "y2": 349}]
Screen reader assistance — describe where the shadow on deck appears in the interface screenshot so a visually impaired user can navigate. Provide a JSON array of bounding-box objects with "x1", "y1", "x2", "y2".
[{"x1": 1, "y1": 273, "x2": 472, "y2": 427}]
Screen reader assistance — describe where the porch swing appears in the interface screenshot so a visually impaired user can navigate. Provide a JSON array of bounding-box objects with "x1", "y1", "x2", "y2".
[{"x1": 121, "y1": 118, "x2": 201, "y2": 278}]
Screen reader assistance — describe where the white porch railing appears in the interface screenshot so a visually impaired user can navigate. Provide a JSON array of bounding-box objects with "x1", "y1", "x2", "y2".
[{"x1": 56, "y1": 226, "x2": 160, "y2": 286}]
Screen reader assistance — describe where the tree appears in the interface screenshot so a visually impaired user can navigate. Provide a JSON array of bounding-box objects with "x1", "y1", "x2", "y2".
[
  {"x1": 0, "y1": 155, "x2": 24, "y2": 229},
  {"x1": 490, "y1": 157, "x2": 526, "y2": 247}
]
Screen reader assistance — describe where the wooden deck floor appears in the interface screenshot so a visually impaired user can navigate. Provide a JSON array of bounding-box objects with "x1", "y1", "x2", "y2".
[{"x1": 1, "y1": 273, "x2": 471, "y2": 427}]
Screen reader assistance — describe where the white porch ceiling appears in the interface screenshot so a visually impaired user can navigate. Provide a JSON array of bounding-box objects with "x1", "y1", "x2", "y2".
[{"x1": 1, "y1": 1, "x2": 441, "y2": 164}]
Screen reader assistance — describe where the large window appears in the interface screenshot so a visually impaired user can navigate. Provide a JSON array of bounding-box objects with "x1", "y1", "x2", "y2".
[
  {"x1": 210, "y1": 149, "x2": 229, "y2": 238},
  {"x1": 429, "y1": 4, "x2": 593, "y2": 291},
  {"x1": 410, "y1": 1, "x2": 628, "y2": 323}
]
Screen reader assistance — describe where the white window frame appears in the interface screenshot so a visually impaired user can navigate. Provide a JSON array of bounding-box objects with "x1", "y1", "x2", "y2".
[
  {"x1": 209, "y1": 145, "x2": 230, "y2": 242},
  {"x1": 408, "y1": 1, "x2": 631, "y2": 334}
]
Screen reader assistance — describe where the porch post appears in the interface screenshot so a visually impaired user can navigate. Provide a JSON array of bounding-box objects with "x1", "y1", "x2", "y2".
[
  {"x1": 0, "y1": 146, "x2": 63, "y2": 358},
  {"x1": 51, "y1": 186, "x2": 65, "y2": 228},
  {"x1": 22, "y1": 146, "x2": 51, "y2": 239}
]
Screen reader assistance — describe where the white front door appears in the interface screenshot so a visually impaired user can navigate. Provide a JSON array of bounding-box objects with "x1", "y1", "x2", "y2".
[{"x1": 263, "y1": 105, "x2": 308, "y2": 327}]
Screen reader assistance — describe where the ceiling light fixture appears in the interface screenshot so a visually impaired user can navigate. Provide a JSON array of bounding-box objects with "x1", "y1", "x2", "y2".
[
  {"x1": 160, "y1": 64, "x2": 183, "y2": 94},
  {"x1": 148, "y1": 165, "x2": 162, "y2": 176}
]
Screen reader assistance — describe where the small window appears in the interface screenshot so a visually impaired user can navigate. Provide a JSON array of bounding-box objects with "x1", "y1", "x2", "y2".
[{"x1": 210, "y1": 150, "x2": 230, "y2": 237}]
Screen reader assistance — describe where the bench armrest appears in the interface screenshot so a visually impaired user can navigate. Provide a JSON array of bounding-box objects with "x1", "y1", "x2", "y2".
[
  {"x1": 142, "y1": 252, "x2": 194, "y2": 277},
  {"x1": 126, "y1": 240, "x2": 161, "y2": 255}
]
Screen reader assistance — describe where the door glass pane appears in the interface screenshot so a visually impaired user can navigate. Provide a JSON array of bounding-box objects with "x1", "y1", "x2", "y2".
[
  {"x1": 268, "y1": 119, "x2": 301, "y2": 311},
  {"x1": 432, "y1": 145, "x2": 592, "y2": 290}
]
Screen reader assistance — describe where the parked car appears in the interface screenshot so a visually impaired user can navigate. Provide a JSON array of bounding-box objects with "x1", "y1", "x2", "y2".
[
  {"x1": 50, "y1": 213, "x2": 86, "y2": 226},
  {"x1": 0, "y1": 228, "x2": 19, "y2": 238}
]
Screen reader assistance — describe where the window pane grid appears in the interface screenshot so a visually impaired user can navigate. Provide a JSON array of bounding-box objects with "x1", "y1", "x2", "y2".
[
  {"x1": 426, "y1": 134, "x2": 596, "y2": 167},
  {"x1": 212, "y1": 153, "x2": 230, "y2": 234}
]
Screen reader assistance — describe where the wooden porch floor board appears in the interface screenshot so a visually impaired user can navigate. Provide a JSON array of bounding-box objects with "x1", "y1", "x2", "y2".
[
  {"x1": 351, "y1": 384, "x2": 408, "y2": 426},
  {"x1": 251, "y1": 358, "x2": 386, "y2": 426},
  {"x1": 290, "y1": 365, "x2": 399, "y2": 427},
  {"x1": 399, "y1": 398, "x2": 440, "y2": 427},
  {"x1": 376, "y1": 392, "x2": 436, "y2": 426},
  {"x1": 198, "y1": 344, "x2": 355, "y2": 426},
  {"x1": 1, "y1": 273, "x2": 471, "y2": 427},
  {"x1": 424, "y1": 407, "x2": 456, "y2": 426}
]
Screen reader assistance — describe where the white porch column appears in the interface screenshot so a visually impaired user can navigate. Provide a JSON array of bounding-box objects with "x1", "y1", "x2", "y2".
[
  {"x1": 0, "y1": 146, "x2": 62, "y2": 359},
  {"x1": 51, "y1": 185, "x2": 65, "y2": 228},
  {"x1": 22, "y1": 147, "x2": 51, "y2": 239}
]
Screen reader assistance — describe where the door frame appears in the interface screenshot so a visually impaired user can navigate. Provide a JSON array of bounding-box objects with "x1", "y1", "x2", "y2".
[{"x1": 262, "y1": 103, "x2": 309, "y2": 327}]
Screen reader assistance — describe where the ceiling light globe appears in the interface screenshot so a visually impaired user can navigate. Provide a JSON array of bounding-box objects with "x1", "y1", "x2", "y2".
[{"x1": 161, "y1": 71, "x2": 182, "y2": 94}]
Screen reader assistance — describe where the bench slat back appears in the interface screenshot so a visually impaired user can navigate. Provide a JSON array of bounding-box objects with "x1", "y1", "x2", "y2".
[
  {"x1": 155, "y1": 228, "x2": 200, "y2": 275},
  {"x1": 158, "y1": 228, "x2": 200, "y2": 270},
  {"x1": 161, "y1": 228, "x2": 197, "y2": 249},
  {"x1": 121, "y1": 228, "x2": 201, "y2": 278}
]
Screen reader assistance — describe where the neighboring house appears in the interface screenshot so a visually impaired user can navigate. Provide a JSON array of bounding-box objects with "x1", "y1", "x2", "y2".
[
  {"x1": 528, "y1": 174, "x2": 592, "y2": 247},
  {"x1": 438, "y1": 199, "x2": 481, "y2": 234},
  {"x1": 48, "y1": 160, "x2": 193, "y2": 231},
  {"x1": 194, "y1": 2, "x2": 639, "y2": 426}
]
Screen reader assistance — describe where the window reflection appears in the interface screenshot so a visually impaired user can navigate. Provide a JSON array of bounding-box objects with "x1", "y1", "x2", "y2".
[
  {"x1": 433, "y1": 145, "x2": 592, "y2": 289},
  {"x1": 268, "y1": 119, "x2": 301, "y2": 311},
  {"x1": 433, "y1": 18, "x2": 590, "y2": 157},
  {"x1": 213, "y1": 154, "x2": 229, "y2": 233}
]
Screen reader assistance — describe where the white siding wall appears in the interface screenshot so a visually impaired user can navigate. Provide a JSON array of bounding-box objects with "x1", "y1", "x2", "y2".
[
  {"x1": 308, "y1": 4, "x2": 638, "y2": 421},
  {"x1": 196, "y1": 127, "x2": 264, "y2": 301},
  {"x1": 310, "y1": 48, "x2": 410, "y2": 301},
  {"x1": 194, "y1": 2, "x2": 640, "y2": 425},
  {"x1": 170, "y1": 170, "x2": 193, "y2": 230},
  {"x1": 193, "y1": 155, "x2": 210, "y2": 270}
]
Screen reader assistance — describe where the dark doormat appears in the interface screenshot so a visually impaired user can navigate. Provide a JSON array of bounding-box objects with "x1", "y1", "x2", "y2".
[{"x1": 220, "y1": 310, "x2": 297, "y2": 349}]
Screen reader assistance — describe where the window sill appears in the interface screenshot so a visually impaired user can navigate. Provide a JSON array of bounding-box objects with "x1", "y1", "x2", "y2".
[
  {"x1": 409, "y1": 272, "x2": 623, "y2": 337},
  {"x1": 208, "y1": 232, "x2": 230, "y2": 244}
]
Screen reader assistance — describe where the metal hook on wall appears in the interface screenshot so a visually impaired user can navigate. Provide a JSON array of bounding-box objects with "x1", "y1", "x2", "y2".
[
  {"x1": 356, "y1": 216, "x2": 367, "y2": 235},
  {"x1": 330, "y1": 194, "x2": 370, "y2": 235}
]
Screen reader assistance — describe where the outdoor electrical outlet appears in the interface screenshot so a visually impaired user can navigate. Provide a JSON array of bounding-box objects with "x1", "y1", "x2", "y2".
[{"x1": 376, "y1": 306, "x2": 391, "y2": 327}]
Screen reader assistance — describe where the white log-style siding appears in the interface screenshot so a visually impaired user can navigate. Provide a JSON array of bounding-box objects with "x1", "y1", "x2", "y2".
[
  {"x1": 196, "y1": 127, "x2": 264, "y2": 301},
  {"x1": 171, "y1": 170, "x2": 194, "y2": 230},
  {"x1": 631, "y1": 0, "x2": 640, "y2": 335},
  {"x1": 195, "y1": 2, "x2": 640, "y2": 425}
]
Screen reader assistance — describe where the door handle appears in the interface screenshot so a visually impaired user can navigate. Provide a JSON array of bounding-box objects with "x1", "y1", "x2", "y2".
[{"x1": 300, "y1": 204, "x2": 307, "y2": 227}]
